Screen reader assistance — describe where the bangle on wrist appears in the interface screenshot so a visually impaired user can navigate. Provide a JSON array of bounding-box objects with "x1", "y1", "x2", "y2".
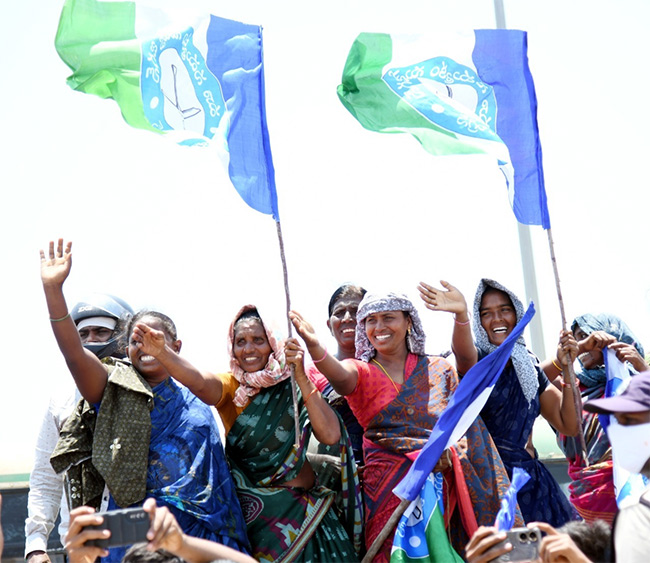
[
  {"x1": 552, "y1": 358, "x2": 562, "y2": 372},
  {"x1": 560, "y1": 379, "x2": 572, "y2": 389},
  {"x1": 454, "y1": 315, "x2": 470, "y2": 326},
  {"x1": 312, "y1": 346, "x2": 328, "y2": 363},
  {"x1": 50, "y1": 312, "x2": 70, "y2": 322},
  {"x1": 304, "y1": 387, "x2": 319, "y2": 405}
]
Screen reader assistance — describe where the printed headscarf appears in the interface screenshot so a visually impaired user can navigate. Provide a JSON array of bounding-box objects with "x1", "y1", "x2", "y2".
[
  {"x1": 228, "y1": 304, "x2": 290, "y2": 407},
  {"x1": 571, "y1": 313, "x2": 645, "y2": 389},
  {"x1": 355, "y1": 292, "x2": 426, "y2": 362},
  {"x1": 473, "y1": 279, "x2": 539, "y2": 404}
]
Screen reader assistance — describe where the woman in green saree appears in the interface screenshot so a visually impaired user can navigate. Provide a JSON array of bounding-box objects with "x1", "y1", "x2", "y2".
[{"x1": 167, "y1": 304, "x2": 362, "y2": 562}]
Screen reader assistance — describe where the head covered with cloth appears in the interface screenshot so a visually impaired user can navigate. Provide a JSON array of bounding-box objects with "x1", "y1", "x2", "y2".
[{"x1": 355, "y1": 291, "x2": 426, "y2": 361}]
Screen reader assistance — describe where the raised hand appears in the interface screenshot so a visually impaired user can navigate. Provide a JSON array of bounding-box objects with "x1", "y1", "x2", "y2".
[
  {"x1": 289, "y1": 310, "x2": 320, "y2": 349},
  {"x1": 577, "y1": 330, "x2": 616, "y2": 353},
  {"x1": 64, "y1": 506, "x2": 109, "y2": 563},
  {"x1": 143, "y1": 497, "x2": 183, "y2": 553},
  {"x1": 465, "y1": 526, "x2": 510, "y2": 563},
  {"x1": 418, "y1": 280, "x2": 469, "y2": 317},
  {"x1": 557, "y1": 329, "x2": 579, "y2": 366},
  {"x1": 40, "y1": 238, "x2": 72, "y2": 287},
  {"x1": 131, "y1": 322, "x2": 167, "y2": 358},
  {"x1": 533, "y1": 521, "x2": 591, "y2": 563},
  {"x1": 609, "y1": 341, "x2": 649, "y2": 373},
  {"x1": 284, "y1": 337, "x2": 305, "y2": 370}
]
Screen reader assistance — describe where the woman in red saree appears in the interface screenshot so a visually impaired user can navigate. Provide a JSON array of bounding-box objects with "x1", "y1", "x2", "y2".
[{"x1": 290, "y1": 291, "x2": 517, "y2": 561}]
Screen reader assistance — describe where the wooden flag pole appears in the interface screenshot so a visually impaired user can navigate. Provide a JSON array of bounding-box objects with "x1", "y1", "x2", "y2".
[
  {"x1": 275, "y1": 220, "x2": 301, "y2": 446},
  {"x1": 546, "y1": 227, "x2": 587, "y2": 460},
  {"x1": 361, "y1": 499, "x2": 411, "y2": 563}
]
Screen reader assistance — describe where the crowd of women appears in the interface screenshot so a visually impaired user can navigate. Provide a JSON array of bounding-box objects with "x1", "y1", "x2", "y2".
[{"x1": 38, "y1": 238, "x2": 649, "y2": 562}]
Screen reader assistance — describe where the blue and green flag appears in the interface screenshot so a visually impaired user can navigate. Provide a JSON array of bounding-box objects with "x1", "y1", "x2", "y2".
[
  {"x1": 338, "y1": 30, "x2": 550, "y2": 228},
  {"x1": 55, "y1": 0, "x2": 278, "y2": 219}
]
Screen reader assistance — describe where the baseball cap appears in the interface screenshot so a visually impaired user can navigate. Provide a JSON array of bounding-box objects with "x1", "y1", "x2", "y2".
[{"x1": 584, "y1": 371, "x2": 650, "y2": 414}]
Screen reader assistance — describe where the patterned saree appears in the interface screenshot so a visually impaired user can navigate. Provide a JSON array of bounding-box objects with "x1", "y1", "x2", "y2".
[
  {"x1": 358, "y1": 355, "x2": 514, "y2": 562},
  {"x1": 226, "y1": 378, "x2": 363, "y2": 562}
]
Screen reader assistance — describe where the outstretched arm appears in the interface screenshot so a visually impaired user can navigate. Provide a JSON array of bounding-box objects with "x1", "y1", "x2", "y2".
[
  {"x1": 131, "y1": 322, "x2": 224, "y2": 406},
  {"x1": 289, "y1": 311, "x2": 358, "y2": 396},
  {"x1": 418, "y1": 281, "x2": 478, "y2": 375},
  {"x1": 540, "y1": 330, "x2": 580, "y2": 436},
  {"x1": 142, "y1": 498, "x2": 256, "y2": 563},
  {"x1": 285, "y1": 338, "x2": 341, "y2": 445},
  {"x1": 40, "y1": 239, "x2": 107, "y2": 404}
]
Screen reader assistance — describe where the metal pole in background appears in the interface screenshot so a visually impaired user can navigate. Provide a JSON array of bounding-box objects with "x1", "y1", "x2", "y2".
[{"x1": 494, "y1": 0, "x2": 546, "y2": 358}]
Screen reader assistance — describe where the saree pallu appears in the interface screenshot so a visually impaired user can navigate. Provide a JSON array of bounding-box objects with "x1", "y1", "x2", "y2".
[
  {"x1": 558, "y1": 385, "x2": 617, "y2": 524},
  {"x1": 226, "y1": 379, "x2": 363, "y2": 562},
  {"x1": 362, "y1": 355, "x2": 514, "y2": 562},
  {"x1": 104, "y1": 377, "x2": 250, "y2": 562}
]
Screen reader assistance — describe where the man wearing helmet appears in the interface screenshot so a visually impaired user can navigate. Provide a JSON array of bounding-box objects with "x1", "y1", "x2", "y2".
[{"x1": 25, "y1": 294, "x2": 133, "y2": 563}]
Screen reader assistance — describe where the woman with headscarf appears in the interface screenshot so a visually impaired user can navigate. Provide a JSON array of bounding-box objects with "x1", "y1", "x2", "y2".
[
  {"x1": 162, "y1": 304, "x2": 363, "y2": 562},
  {"x1": 418, "y1": 279, "x2": 580, "y2": 527},
  {"x1": 541, "y1": 313, "x2": 648, "y2": 524},
  {"x1": 290, "y1": 292, "x2": 515, "y2": 561}
]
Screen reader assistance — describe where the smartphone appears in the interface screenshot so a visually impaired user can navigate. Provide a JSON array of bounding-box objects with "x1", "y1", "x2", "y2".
[
  {"x1": 488, "y1": 526, "x2": 541, "y2": 562},
  {"x1": 85, "y1": 507, "x2": 150, "y2": 548}
]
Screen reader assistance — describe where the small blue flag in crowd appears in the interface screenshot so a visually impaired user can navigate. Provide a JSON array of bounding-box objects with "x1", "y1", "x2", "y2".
[
  {"x1": 338, "y1": 30, "x2": 550, "y2": 228},
  {"x1": 495, "y1": 467, "x2": 531, "y2": 531},
  {"x1": 55, "y1": 0, "x2": 279, "y2": 220}
]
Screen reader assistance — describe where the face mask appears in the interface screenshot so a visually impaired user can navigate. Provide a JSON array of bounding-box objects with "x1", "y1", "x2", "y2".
[{"x1": 607, "y1": 421, "x2": 650, "y2": 475}]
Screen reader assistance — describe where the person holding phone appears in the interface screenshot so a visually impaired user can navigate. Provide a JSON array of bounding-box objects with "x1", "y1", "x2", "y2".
[{"x1": 64, "y1": 498, "x2": 256, "y2": 563}]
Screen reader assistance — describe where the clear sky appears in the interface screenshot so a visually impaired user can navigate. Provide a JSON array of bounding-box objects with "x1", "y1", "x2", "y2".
[{"x1": 1, "y1": 0, "x2": 649, "y2": 474}]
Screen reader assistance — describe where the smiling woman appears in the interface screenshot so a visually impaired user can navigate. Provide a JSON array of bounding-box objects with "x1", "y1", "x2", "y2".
[
  {"x1": 290, "y1": 291, "x2": 514, "y2": 561},
  {"x1": 38, "y1": 239, "x2": 250, "y2": 562},
  {"x1": 418, "y1": 278, "x2": 581, "y2": 527}
]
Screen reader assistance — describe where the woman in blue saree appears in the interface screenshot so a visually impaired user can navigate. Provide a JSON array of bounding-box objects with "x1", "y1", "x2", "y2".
[
  {"x1": 418, "y1": 278, "x2": 580, "y2": 527},
  {"x1": 41, "y1": 239, "x2": 249, "y2": 562}
]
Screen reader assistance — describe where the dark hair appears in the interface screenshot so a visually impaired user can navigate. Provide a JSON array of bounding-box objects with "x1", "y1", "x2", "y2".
[
  {"x1": 558, "y1": 519, "x2": 612, "y2": 563},
  {"x1": 119, "y1": 310, "x2": 178, "y2": 350},
  {"x1": 233, "y1": 308, "x2": 264, "y2": 333},
  {"x1": 122, "y1": 543, "x2": 186, "y2": 562},
  {"x1": 327, "y1": 284, "x2": 367, "y2": 318}
]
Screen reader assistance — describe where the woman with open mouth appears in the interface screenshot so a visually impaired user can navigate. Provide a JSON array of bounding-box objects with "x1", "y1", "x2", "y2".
[
  {"x1": 418, "y1": 278, "x2": 581, "y2": 528},
  {"x1": 289, "y1": 291, "x2": 513, "y2": 561},
  {"x1": 40, "y1": 239, "x2": 250, "y2": 562}
]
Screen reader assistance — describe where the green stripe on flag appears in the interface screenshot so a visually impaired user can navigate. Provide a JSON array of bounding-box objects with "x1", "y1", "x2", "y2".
[
  {"x1": 55, "y1": 0, "x2": 157, "y2": 132},
  {"x1": 337, "y1": 33, "x2": 485, "y2": 156}
]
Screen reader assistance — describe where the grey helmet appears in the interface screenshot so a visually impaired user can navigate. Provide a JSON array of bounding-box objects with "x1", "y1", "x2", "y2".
[{"x1": 71, "y1": 294, "x2": 133, "y2": 359}]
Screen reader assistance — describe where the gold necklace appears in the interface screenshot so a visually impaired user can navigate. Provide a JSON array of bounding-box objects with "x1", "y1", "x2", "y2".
[{"x1": 371, "y1": 359, "x2": 400, "y2": 393}]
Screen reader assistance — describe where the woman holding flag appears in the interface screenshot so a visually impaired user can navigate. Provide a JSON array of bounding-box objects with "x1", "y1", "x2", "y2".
[
  {"x1": 418, "y1": 278, "x2": 580, "y2": 528},
  {"x1": 161, "y1": 304, "x2": 363, "y2": 562},
  {"x1": 289, "y1": 291, "x2": 513, "y2": 561},
  {"x1": 542, "y1": 313, "x2": 648, "y2": 524}
]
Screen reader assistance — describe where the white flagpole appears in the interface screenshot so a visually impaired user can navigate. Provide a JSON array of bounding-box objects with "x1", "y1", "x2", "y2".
[{"x1": 493, "y1": 0, "x2": 546, "y2": 358}]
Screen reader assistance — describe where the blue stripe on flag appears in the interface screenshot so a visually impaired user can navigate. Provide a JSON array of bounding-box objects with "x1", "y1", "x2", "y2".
[
  {"x1": 205, "y1": 16, "x2": 279, "y2": 220},
  {"x1": 393, "y1": 302, "x2": 536, "y2": 501},
  {"x1": 473, "y1": 30, "x2": 550, "y2": 229}
]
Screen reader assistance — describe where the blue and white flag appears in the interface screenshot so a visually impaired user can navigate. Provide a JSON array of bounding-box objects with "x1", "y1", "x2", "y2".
[
  {"x1": 494, "y1": 467, "x2": 531, "y2": 531},
  {"x1": 338, "y1": 30, "x2": 550, "y2": 228},
  {"x1": 393, "y1": 302, "x2": 536, "y2": 502},
  {"x1": 56, "y1": 0, "x2": 279, "y2": 219},
  {"x1": 604, "y1": 349, "x2": 650, "y2": 507}
]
